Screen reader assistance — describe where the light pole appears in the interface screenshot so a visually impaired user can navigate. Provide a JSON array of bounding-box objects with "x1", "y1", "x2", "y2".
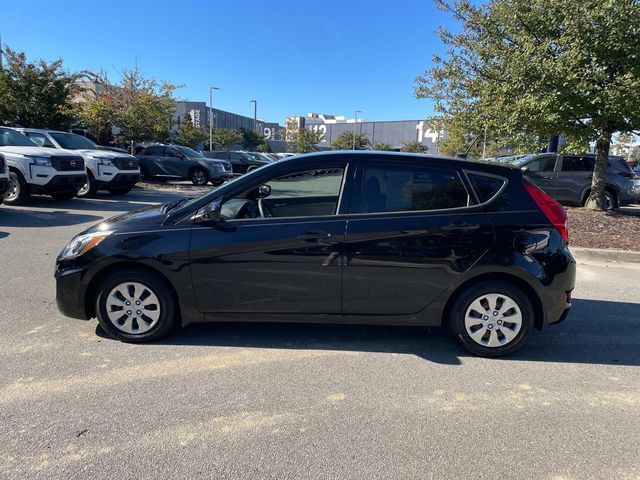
[
  {"x1": 250, "y1": 100, "x2": 257, "y2": 133},
  {"x1": 352, "y1": 110, "x2": 362, "y2": 150},
  {"x1": 209, "y1": 86, "x2": 219, "y2": 151}
]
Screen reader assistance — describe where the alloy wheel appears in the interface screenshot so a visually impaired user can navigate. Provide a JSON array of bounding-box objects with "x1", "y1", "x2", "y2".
[
  {"x1": 464, "y1": 293, "x2": 523, "y2": 348},
  {"x1": 78, "y1": 180, "x2": 90, "y2": 196},
  {"x1": 192, "y1": 170, "x2": 207, "y2": 185},
  {"x1": 105, "y1": 282, "x2": 161, "y2": 334},
  {"x1": 5, "y1": 176, "x2": 19, "y2": 202}
]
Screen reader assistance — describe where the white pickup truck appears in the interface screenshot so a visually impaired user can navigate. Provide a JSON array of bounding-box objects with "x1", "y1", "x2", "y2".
[
  {"x1": 16, "y1": 129, "x2": 140, "y2": 197},
  {"x1": 0, "y1": 127, "x2": 86, "y2": 205},
  {"x1": 0, "y1": 153, "x2": 10, "y2": 206}
]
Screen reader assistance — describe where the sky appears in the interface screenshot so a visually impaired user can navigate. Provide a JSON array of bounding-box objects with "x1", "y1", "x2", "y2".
[{"x1": 0, "y1": 0, "x2": 453, "y2": 125}]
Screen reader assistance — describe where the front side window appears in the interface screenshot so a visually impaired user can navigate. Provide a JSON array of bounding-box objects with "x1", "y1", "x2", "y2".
[
  {"x1": 561, "y1": 155, "x2": 593, "y2": 172},
  {"x1": 26, "y1": 132, "x2": 55, "y2": 148},
  {"x1": 221, "y1": 167, "x2": 346, "y2": 220},
  {"x1": 354, "y1": 163, "x2": 469, "y2": 213},
  {"x1": 49, "y1": 132, "x2": 96, "y2": 150}
]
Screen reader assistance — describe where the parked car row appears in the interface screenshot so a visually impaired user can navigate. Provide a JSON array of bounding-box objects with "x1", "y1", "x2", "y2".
[
  {"x1": 0, "y1": 127, "x2": 140, "y2": 205},
  {"x1": 489, "y1": 152, "x2": 639, "y2": 208}
]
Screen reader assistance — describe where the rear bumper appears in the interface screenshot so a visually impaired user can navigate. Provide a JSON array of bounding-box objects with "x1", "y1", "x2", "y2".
[
  {"x1": 537, "y1": 246, "x2": 576, "y2": 327},
  {"x1": 31, "y1": 174, "x2": 86, "y2": 194}
]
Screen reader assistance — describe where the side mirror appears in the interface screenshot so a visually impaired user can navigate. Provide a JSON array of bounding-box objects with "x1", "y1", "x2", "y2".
[
  {"x1": 520, "y1": 166, "x2": 529, "y2": 174},
  {"x1": 257, "y1": 184, "x2": 271, "y2": 198},
  {"x1": 197, "y1": 200, "x2": 222, "y2": 224}
]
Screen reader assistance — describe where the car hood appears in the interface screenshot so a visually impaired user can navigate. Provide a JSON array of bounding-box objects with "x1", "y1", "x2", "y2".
[
  {"x1": 82, "y1": 204, "x2": 172, "y2": 236},
  {"x1": 0, "y1": 145, "x2": 82, "y2": 158},
  {"x1": 75, "y1": 149, "x2": 136, "y2": 160}
]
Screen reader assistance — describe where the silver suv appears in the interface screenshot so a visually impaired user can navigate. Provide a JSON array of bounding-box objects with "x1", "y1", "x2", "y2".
[{"x1": 508, "y1": 153, "x2": 636, "y2": 209}]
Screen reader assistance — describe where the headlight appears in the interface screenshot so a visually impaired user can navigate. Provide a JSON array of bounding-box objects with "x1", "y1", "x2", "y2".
[
  {"x1": 100, "y1": 158, "x2": 114, "y2": 166},
  {"x1": 210, "y1": 163, "x2": 223, "y2": 171},
  {"x1": 60, "y1": 231, "x2": 113, "y2": 259},
  {"x1": 29, "y1": 156, "x2": 52, "y2": 167}
]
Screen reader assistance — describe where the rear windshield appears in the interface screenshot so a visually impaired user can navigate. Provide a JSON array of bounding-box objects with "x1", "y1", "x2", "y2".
[{"x1": 467, "y1": 173, "x2": 506, "y2": 203}]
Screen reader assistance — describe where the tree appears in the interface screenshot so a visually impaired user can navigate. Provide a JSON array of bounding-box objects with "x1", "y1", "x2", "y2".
[
  {"x1": 291, "y1": 128, "x2": 322, "y2": 153},
  {"x1": 415, "y1": 0, "x2": 640, "y2": 209},
  {"x1": 176, "y1": 112, "x2": 205, "y2": 149},
  {"x1": 401, "y1": 141, "x2": 428, "y2": 153},
  {"x1": 372, "y1": 142, "x2": 394, "y2": 151},
  {"x1": 75, "y1": 96, "x2": 116, "y2": 145},
  {"x1": 0, "y1": 46, "x2": 86, "y2": 129},
  {"x1": 241, "y1": 129, "x2": 266, "y2": 151},
  {"x1": 78, "y1": 69, "x2": 178, "y2": 147},
  {"x1": 209, "y1": 128, "x2": 242, "y2": 150},
  {"x1": 332, "y1": 131, "x2": 370, "y2": 150}
]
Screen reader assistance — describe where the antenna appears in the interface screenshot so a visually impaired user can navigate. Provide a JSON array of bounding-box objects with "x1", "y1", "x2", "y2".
[{"x1": 0, "y1": 32, "x2": 3, "y2": 70}]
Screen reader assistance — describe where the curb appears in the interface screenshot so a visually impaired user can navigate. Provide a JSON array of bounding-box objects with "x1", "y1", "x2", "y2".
[{"x1": 571, "y1": 246, "x2": 640, "y2": 264}]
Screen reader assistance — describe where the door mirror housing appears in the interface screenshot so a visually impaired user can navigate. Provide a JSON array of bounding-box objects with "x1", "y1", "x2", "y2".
[
  {"x1": 257, "y1": 184, "x2": 271, "y2": 198},
  {"x1": 197, "y1": 200, "x2": 222, "y2": 224},
  {"x1": 520, "y1": 166, "x2": 530, "y2": 174}
]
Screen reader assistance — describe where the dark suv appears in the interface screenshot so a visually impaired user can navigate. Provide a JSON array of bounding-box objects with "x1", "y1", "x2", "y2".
[
  {"x1": 205, "y1": 150, "x2": 273, "y2": 174},
  {"x1": 55, "y1": 151, "x2": 575, "y2": 357},
  {"x1": 509, "y1": 153, "x2": 636, "y2": 209},
  {"x1": 136, "y1": 144, "x2": 233, "y2": 185}
]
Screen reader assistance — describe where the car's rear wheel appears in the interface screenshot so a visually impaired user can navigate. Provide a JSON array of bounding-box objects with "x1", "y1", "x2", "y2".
[
  {"x1": 583, "y1": 190, "x2": 616, "y2": 210},
  {"x1": 190, "y1": 168, "x2": 208, "y2": 186},
  {"x1": 4, "y1": 171, "x2": 29, "y2": 205},
  {"x1": 448, "y1": 281, "x2": 534, "y2": 357},
  {"x1": 77, "y1": 172, "x2": 97, "y2": 198},
  {"x1": 95, "y1": 269, "x2": 178, "y2": 342}
]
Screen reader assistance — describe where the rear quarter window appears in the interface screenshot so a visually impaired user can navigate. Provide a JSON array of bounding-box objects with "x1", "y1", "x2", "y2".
[{"x1": 466, "y1": 172, "x2": 506, "y2": 203}]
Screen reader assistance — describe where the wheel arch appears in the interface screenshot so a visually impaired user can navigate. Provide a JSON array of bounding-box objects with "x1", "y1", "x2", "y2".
[
  {"x1": 441, "y1": 272, "x2": 545, "y2": 331},
  {"x1": 84, "y1": 261, "x2": 181, "y2": 321},
  {"x1": 580, "y1": 183, "x2": 619, "y2": 207}
]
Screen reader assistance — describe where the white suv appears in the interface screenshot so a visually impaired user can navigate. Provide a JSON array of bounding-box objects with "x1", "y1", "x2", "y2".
[
  {"x1": 17, "y1": 129, "x2": 140, "y2": 197},
  {"x1": 0, "y1": 127, "x2": 86, "y2": 205},
  {"x1": 0, "y1": 153, "x2": 10, "y2": 206}
]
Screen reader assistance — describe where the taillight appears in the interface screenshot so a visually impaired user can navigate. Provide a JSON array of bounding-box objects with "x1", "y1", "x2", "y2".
[
  {"x1": 523, "y1": 181, "x2": 569, "y2": 244},
  {"x1": 617, "y1": 171, "x2": 634, "y2": 178}
]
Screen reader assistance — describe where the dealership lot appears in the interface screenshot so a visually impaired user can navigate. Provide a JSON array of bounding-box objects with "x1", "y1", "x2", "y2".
[{"x1": 1, "y1": 187, "x2": 639, "y2": 479}]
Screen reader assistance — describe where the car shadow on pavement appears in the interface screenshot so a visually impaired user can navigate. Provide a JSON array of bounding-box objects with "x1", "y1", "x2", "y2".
[
  {"x1": 97, "y1": 297, "x2": 640, "y2": 367},
  {"x1": 0, "y1": 207, "x2": 103, "y2": 227}
]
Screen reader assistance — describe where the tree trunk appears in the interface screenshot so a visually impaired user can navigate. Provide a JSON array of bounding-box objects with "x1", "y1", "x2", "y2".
[{"x1": 586, "y1": 130, "x2": 613, "y2": 210}]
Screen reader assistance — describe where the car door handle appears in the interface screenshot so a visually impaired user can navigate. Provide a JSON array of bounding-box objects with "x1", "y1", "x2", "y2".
[
  {"x1": 442, "y1": 223, "x2": 480, "y2": 232},
  {"x1": 297, "y1": 231, "x2": 332, "y2": 241}
]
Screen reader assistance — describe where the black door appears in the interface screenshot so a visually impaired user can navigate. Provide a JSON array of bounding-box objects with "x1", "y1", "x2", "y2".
[
  {"x1": 342, "y1": 160, "x2": 495, "y2": 316},
  {"x1": 189, "y1": 165, "x2": 349, "y2": 314}
]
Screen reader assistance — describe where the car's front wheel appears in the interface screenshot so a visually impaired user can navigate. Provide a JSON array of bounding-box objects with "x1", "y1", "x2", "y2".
[
  {"x1": 190, "y1": 168, "x2": 209, "y2": 186},
  {"x1": 4, "y1": 171, "x2": 30, "y2": 205},
  {"x1": 77, "y1": 172, "x2": 97, "y2": 198},
  {"x1": 448, "y1": 281, "x2": 534, "y2": 357},
  {"x1": 108, "y1": 186, "x2": 132, "y2": 195},
  {"x1": 95, "y1": 269, "x2": 178, "y2": 342},
  {"x1": 50, "y1": 191, "x2": 77, "y2": 201}
]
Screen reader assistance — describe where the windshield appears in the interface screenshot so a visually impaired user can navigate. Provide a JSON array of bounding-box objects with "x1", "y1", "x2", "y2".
[
  {"x1": 0, "y1": 128, "x2": 38, "y2": 147},
  {"x1": 175, "y1": 145, "x2": 203, "y2": 157},
  {"x1": 50, "y1": 132, "x2": 97, "y2": 150}
]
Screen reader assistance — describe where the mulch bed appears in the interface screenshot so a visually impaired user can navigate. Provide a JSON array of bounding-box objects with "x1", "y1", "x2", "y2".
[{"x1": 567, "y1": 207, "x2": 640, "y2": 251}]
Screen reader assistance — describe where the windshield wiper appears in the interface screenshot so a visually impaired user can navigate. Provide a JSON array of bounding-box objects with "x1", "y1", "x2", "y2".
[{"x1": 161, "y1": 197, "x2": 188, "y2": 213}]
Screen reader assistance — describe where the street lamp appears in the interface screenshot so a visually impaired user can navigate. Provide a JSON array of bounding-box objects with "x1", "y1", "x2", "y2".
[
  {"x1": 209, "y1": 86, "x2": 220, "y2": 151},
  {"x1": 250, "y1": 100, "x2": 257, "y2": 133},
  {"x1": 352, "y1": 110, "x2": 362, "y2": 150}
]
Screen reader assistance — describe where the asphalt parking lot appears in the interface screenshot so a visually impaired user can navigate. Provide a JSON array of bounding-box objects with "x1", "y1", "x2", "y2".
[{"x1": 1, "y1": 187, "x2": 639, "y2": 480}]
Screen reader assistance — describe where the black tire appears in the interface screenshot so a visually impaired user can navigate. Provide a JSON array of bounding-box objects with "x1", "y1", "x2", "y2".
[
  {"x1": 448, "y1": 281, "x2": 534, "y2": 357},
  {"x1": 77, "y1": 172, "x2": 97, "y2": 198},
  {"x1": 50, "y1": 191, "x2": 76, "y2": 201},
  {"x1": 108, "y1": 186, "x2": 132, "y2": 195},
  {"x1": 139, "y1": 165, "x2": 151, "y2": 181},
  {"x1": 95, "y1": 268, "x2": 179, "y2": 343},
  {"x1": 190, "y1": 167, "x2": 209, "y2": 186},
  {"x1": 4, "y1": 171, "x2": 30, "y2": 205},
  {"x1": 582, "y1": 190, "x2": 616, "y2": 210}
]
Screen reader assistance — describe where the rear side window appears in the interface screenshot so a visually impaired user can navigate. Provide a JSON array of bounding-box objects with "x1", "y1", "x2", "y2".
[
  {"x1": 354, "y1": 164, "x2": 469, "y2": 213},
  {"x1": 561, "y1": 156, "x2": 593, "y2": 172},
  {"x1": 467, "y1": 173, "x2": 506, "y2": 203},
  {"x1": 145, "y1": 146, "x2": 165, "y2": 156}
]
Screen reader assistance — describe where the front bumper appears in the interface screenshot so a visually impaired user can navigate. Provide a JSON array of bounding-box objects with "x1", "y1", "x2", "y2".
[
  {"x1": 55, "y1": 266, "x2": 90, "y2": 320},
  {"x1": 211, "y1": 170, "x2": 234, "y2": 181},
  {"x1": 97, "y1": 172, "x2": 140, "y2": 188},
  {"x1": 31, "y1": 174, "x2": 86, "y2": 194}
]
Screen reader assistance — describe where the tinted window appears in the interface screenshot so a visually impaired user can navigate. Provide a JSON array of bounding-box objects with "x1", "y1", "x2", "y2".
[
  {"x1": 49, "y1": 132, "x2": 96, "y2": 150},
  {"x1": 144, "y1": 146, "x2": 165, "y2": 156},
  {"x1": 525, "y1": 156, "x2": 556, "y2": 172},
  {"x1": 174, "y1": 145, "x2": 202, "y2": 157},
  {"x1": 561, "y1": 155, "x2": 593, "y2": 172},
  {"x1": 467, "y1": 173, "x2": 505, "y2": 203},
  {"x1": 356, "y1": 164, "x2": 469, "y2": 213}
]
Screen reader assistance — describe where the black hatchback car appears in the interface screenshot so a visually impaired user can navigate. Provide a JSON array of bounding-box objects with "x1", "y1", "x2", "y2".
[{"x1": 55, "y1": 152, "x2": 575, "y2": 357}]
